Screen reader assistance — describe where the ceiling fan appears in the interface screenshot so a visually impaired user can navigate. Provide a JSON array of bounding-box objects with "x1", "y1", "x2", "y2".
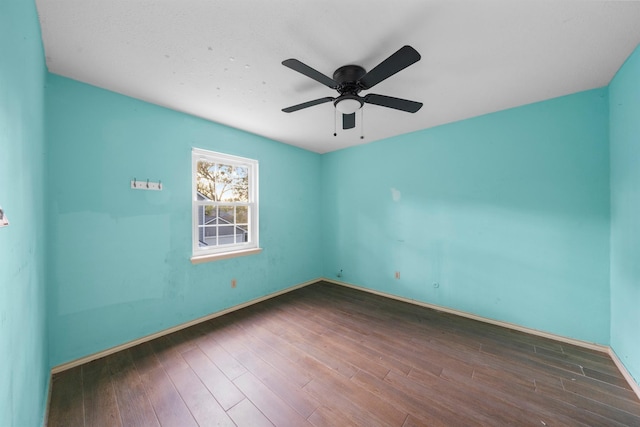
[{"x1": 281, "y1": 45, "x2": 423, "y2": 131}]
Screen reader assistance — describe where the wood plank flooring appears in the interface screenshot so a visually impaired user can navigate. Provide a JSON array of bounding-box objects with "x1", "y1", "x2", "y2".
[{"x1": 47, "y1": 281, "x2": 640, "y2": 426}]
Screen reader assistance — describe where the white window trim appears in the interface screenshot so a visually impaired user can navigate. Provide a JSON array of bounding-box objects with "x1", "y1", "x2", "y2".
[
  {"x1": 191, "y1": 148, "x2": 260, "y2": 263},
  {"x1": 191, "y1": 247, "x2": 263, "y2": 264}
]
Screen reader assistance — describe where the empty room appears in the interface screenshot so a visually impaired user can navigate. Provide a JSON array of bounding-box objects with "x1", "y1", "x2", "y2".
[{"x1": 2, "y1": 0, "x2": 640, "y2": 426}]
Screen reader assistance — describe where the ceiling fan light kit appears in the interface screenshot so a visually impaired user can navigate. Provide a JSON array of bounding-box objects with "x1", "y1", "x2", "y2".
[
  {"x1": 334, "y1": 95, "x2": 363, "y2": 114},
  {"x1": 282, "y1": 45, "x2": 423, "y2": 132}
]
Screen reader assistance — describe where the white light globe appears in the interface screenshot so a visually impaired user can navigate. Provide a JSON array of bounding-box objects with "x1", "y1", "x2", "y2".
[{"x1": 335, "y1": 98, "x2": 362, "y2": 114}]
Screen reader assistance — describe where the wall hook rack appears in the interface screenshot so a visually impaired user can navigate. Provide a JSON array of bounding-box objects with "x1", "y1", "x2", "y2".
[{"x1": 131, "y1": 178, "x2": 162, "y2": 191}]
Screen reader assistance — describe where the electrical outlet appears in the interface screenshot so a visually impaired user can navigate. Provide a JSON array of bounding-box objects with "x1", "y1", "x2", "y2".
[{"x1": 231, "y1": 279, "x2": 237, "y2": 288}]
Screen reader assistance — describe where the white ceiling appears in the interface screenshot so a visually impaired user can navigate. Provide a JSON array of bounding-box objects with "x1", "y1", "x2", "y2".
[{"x1": 36, "y1": 0, "x2": 640, "y2": 154}]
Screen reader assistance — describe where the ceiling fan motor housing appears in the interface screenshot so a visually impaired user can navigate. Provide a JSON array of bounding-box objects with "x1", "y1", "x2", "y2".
[
  {"x1": 333, "y1": 65, "x2": 366, "y2": 94},
  {"x1": 333, "y1": 65, "x2": 366, "y2": 113}
]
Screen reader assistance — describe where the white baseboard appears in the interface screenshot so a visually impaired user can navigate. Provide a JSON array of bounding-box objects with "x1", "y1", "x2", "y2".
[
  {"x1": 608, "y1": 347, "x2": 640, "y2": 400},
  {"x1": 42, "y1": 372, "x2": 52, "y2": 427},
  {"x1": 50, "y1": 279, "x2": 317, "y2": 375},
  {"x1": 323, "y1": 277, "x2": 640, "y2": 399}
]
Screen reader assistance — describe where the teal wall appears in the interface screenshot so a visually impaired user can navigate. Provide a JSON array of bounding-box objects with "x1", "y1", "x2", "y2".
[
  {"x1": 0, "y1": 0, "x2": 49, "y2": 426},
  {"x1": 321, "y1": 89, "x2": 611, "y2": 344},
  {"x1": 610, "y1": 44, "x2": 640, "y2": 385},
  {"x1": 46, "y1": 75, "x2": 322, "y2": 366}
]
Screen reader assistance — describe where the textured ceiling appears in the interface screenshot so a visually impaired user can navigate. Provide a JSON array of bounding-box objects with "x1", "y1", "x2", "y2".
[{"x1": 36, "y1": 0, "x2": 640, "y2": 153}]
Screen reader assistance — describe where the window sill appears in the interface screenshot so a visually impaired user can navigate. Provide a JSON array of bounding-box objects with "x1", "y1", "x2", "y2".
[{"x1": 191, "y1": 247, "x2": 262, "y2": 264}]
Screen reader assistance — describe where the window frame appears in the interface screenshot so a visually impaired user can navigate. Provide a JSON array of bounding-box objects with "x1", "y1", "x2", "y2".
[{"x1": 191, "y1": 148, "x2": 260, "y2": 263}]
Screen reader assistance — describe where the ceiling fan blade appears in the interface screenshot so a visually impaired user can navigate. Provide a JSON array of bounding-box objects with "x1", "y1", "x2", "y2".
[
  {"x1": 282, "y1": 59, "x2": 338, "y2": 89},
  {"x1": 282, "y1": 97, "x2": 334, "y2": 113},
  {"x1": 364, "y1": 94, "x2": 423, "y2": 113},
  {"x1": 358, "y1": 46, "x2": 421, "y2": 90},
  {"x1": 343, "y1": 113, "x2": 356, "y2": 129}
]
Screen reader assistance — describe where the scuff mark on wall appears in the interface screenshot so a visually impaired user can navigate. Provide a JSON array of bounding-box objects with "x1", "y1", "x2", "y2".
[{"x1": 391, "y1": 187, "x2": 401, "y2": 202}]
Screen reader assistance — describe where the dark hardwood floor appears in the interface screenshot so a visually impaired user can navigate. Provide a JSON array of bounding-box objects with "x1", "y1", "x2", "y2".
[{"x1": 48, "y1": 281, "x2": 640, "y2": 426}]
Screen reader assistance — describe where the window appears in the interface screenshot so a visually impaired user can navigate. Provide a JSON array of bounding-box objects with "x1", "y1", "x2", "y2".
[{"x1": 192, "y1": 148, "x2": 260, "y2": 262}]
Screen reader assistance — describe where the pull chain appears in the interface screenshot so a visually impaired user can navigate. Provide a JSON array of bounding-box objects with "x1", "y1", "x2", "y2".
[
  {"x1": 360, "y1": 108, "x2": 364, "y2": 139},
  {"x1": 333, "y1": 109, "x2": 337, "y2": 137}
]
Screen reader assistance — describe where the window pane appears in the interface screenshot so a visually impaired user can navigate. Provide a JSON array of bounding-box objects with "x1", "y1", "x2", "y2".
[
  {"x1": 218, "y1": 225, "x2": 235, "y2": 244},
  {"x1": 203, "y1": 226, "x2": 216, "y2": 238},
  {"x1": 237, "y1": 226, "x2": 248, "y2": 243},
  {"x1": 204, "y1": 205, "x2": 215, "y2": 217},
  {"x1": 236, "y1": 206, "x2": 248, "y2": 224},
  {"x1": 198, "y1": 205, "x2": 215, "y2": 227},
  {"x1": 199, "y1": 225, "x2": 218, "y2": 247},
  {"x1": 197, "y1": 161, "x2": 243, "y2": 202},
  {"x1": 196, "y1": 161, "x2": 218, "y2": 201},
  {"x1": 232, "y1": 166, "x2": 249, "y2": 202},
  {"x1": 217, "y1": 164, "x2": 235, "y2": 201},
  {"x1": 218, "y1": 205, "x2": 234, "y2": 224}
]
